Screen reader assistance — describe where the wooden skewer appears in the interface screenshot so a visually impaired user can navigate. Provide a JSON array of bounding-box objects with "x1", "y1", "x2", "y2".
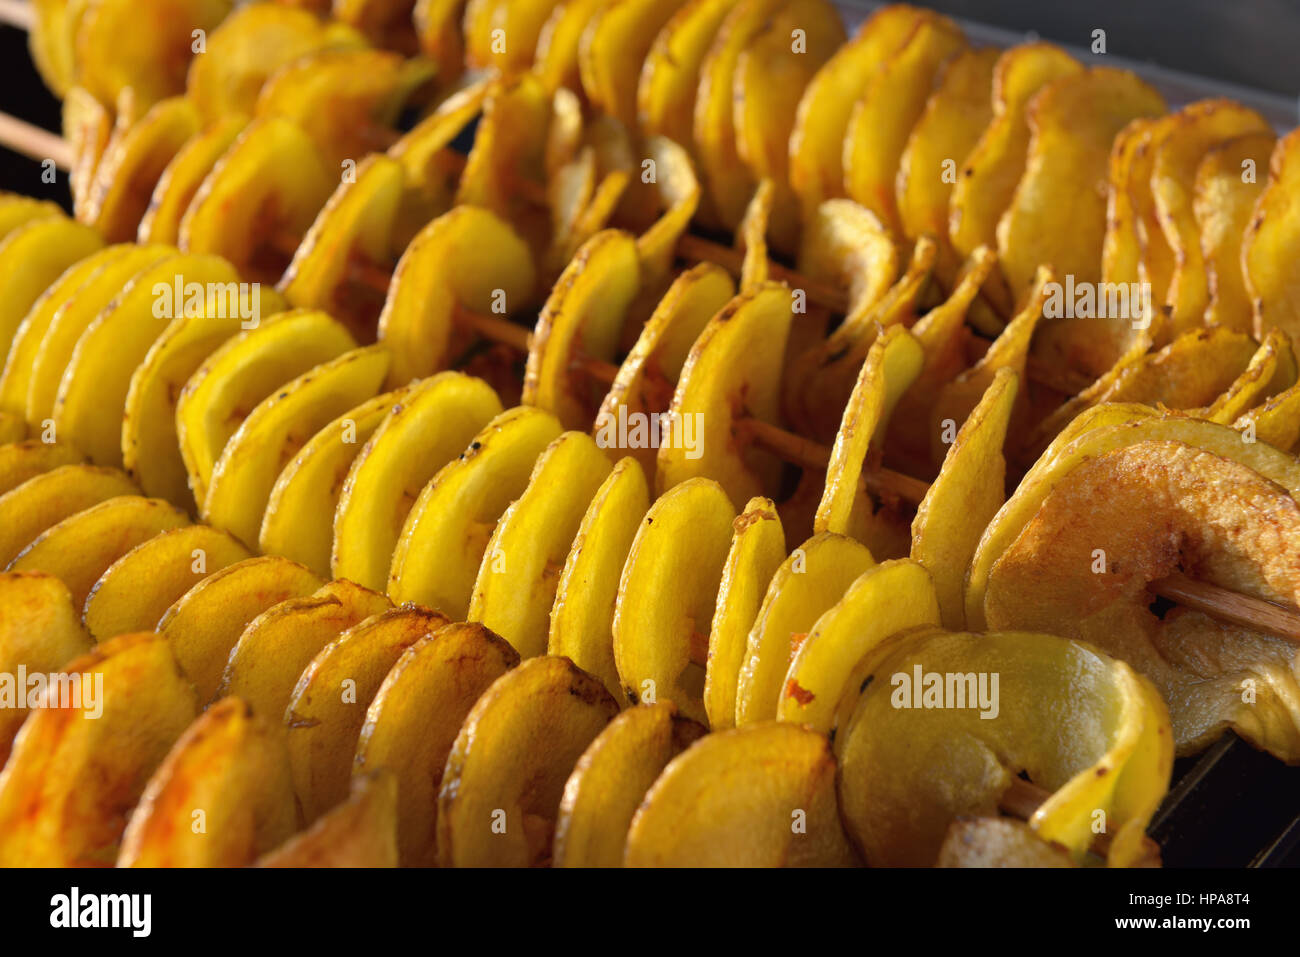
[{"x1": 1149, "y1": 572, "x2": 1300, "y2": 644}]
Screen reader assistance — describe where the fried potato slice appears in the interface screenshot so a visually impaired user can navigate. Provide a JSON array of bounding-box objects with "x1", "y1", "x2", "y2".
[
  {"x1": 83, "y1": 525, "x2": 252, "y2": 640},
  {"x1": 63, "y1": 84, "x2": 112, "y2": 219},
  {"x1": 29, "y1": 0, "x2": 89, "y2": 96},
  {"x1": 180, "y1": 117, "x2": 335, "y2": 284},
  {"x1": 637, "y1": 0, "x2": 738, "y2": 149},
  {"x1": 843, "y1": 12, "x2": 966, "y2": 233},
  {"x1": 188, "y1": 2, "x2": 366, "y2": 122},
  {"x1": 548, "y1": 457, "x2": 650, "y2": 699},
  {"x1": 355, "y1": 621, "x2": 520, "y2": 866},
  {"x1": 0, "y1": 216, "x2": 103, "y2": 358},
  {"x1": 1235, "y1": 377, "x2": 1300, "y2": 453},
  {"x1": 554, "y1": 701, "x2": 705, "y2": 866},
  {"x1": 260, "y1": 390, "x2": 404, "y2": 577},
  {"x1": 26, "y1": 244, "x2": 177, "y2": 425},
  {"x1": 1100, "y1": 116, "x2": 1158, "y2": 292},
  {"x1": 0, "y1": 572, "x2": 93, "y2": 766},
  {"x1": 1244, "y1": 128, "x2": 1300, "y2": 342},
  {"x1": 579, "y1": 0, "x2": 690, "y2": 129},
  {"x1": 335, "y1": 0, "x2": 421, "y2": 53},
  {"x1": 0, "y1": 441, "x2": 83, "y2": 495},
  {"x1": 56, "y1": 253, "x2": 241, "y2": 468},
  {"x1": 437, "y1": 655, "x2": 618, "y2": 866},
  {"x1": 177, "y1": 310, "x2": 356, "y2": 510},
  {"x1": 416, "y1": 0, "x2": 472, "y2": 79},
  {"x1": 1203, "y1": 327, "x2": 1290, "y2": 424},
  {"x1": 937, "y1": 818, "x2": 1075, "y2": 868},
  {"x1": 735, "y1": 531, "x2": 874, "y2": 726},
  {"x1": 258, "y1": 770, "x2": 398, "y2": 867},
  {"x1": 0, "y1": 195, "x2": 62, "y2": 239},
  {"x1": 835, "y1": 630, "x2": 1171, "y2": 866},
  {"x1": 705, "y1": 497, "x2": 784, "y2": 730},
  {"x1": 332, "y1": 372, "x2": 501, "y2": 589},
  {"x1": 389, "y1": 406, "x2": 563, "y2": 615},
  {"x1": 158, "y1": 555, "x2": 322, "y2": 700},
  {"x1": 139, "y1": 114, "x2": 249, "y2": 246},
  {"x1": 117, "y1": 697, "x2": 296, "y2": 867},
  {"x1": 0, "y1": 464, "x2": 138, "y2": 569},
  {"x1": 469, "y1": 431, "x2": 610, "y2": 656},
  {"x1": 625, "y1": 721, "x2": 856, "y2": 866},
  {"x1": 997, "y1": 68, "x2": 1165, "y2": 300},
  {"x1": 287, "y1": 605, "x2": 447, "y2": 822},
  {"x1": 658, "y1": 283, "x2": 793, "y2": 503},
  {"x1": 219, "y1": 579, "x2": 391, "y2": 722},
  {"x1": 0, "y1": 632, "x2": 198, "y2": 866},
  {"x1": 378, "y1": 205, "x2": 537, "y2": 387},
  {"x1": 613, "y1": 478, "x2": 735, "y2": 721},
  {"x1": 1092, "y1": 327, "x2": 1258, "y2": 411},
  {"x1": 910, "y1": 369, "x2": 1017, "y2": 628},
  {"x1": 788, "y1": 3, "x2": 922, "y2": 216},
  {"x1": 1196, "y1": 131, "x2": 1276, "y2": 333},
  {"x1": 525, "y1": 229, "x2": 641, "y2": 429}
]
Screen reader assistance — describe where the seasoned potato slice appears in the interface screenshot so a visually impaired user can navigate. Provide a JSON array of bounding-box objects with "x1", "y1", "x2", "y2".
[
  {"x1": 626, "y1": 721, "x2": 856, "y2": 866},
  {"x1": 0, "y1": 464, "x2": 138, "y2": 568},
  {"x1": 0, "y1": 441, "x2": 83, "y2": 495},
  {"x1": 0, "y1": 632, "x2": 198, "y2": 866},
  {"x1": 1244, "y1": 128, "x2": 1300, "y2": 342},
  {"x1": 437, "y1": 655, "x2": 619, "y2": 867},
  {"x1": 579, "y1": 0, "x2": 690, "y2": 128},
  {"x1": 355, "y1": 621, "x2": 520, "y2": 866},
  {"x1": 139, "y1": 115, "x2": 249, "y2": 245},
  {"x1": 554, "y1": 702, "x2": 705, "y2": 867},
  {"x1": 258, "y1": 771, "x2": 398, "y2": 867},
  {"x1": 1235, "y1": 377, "x2": 1300, "y2": 453},
  {"x1": 159, "y1": 555, "x2": 324, "y2": 700},
  {"x1": 637, "y1": 0, "x2": 739, "y2": 149},
  {"x1": 389, "y1": 406, "x2": 562, "y2": 616},
  {"x1": 117, "y1": 697, "x2": 297, "y2": 867},
  {"x1": 0, "y1": 216, "x2": 103, "y2": 358},
  {"x1": 83, "y1": 525, "x2": 252, "y2": 640}
]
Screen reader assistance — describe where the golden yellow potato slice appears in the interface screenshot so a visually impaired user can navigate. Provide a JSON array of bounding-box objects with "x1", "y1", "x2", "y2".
[
  {"x1": 835, "y1": 629, "x2": 1171, "y2": 866},
  {"x1": 26, "y1": 244, "x2": 177, "y2": 425},
  {"x1": 788, "y1": 3, "x2": 922, "y2": 216},
  {"x1": 632, "y1": 135, "x2": 702, "y2": 288},
  {"x1": 735, "y1": 531, "x2": 874, "y2": 726},
  {"x1": 63, "y1": 84, "x2": 112, "y2": 219},
  {"x1": 75, "y1": 0, "x2": 231, "y2": 109},
  {"x1": 549, "y1": 458, "x2": 652, "y2": 699},
  {"x1": 389, "y1": 406, "x2": 563, "y2": 615},
  {"x1": 177, "y1": 310, "x2": 356, "y2": 509},
  {"x1": 0, "y1": 571, "x2": 93, "y2": 767},
  {"x1": 437, "y1": 655, "x2": 619, "y2": 866},
  {"x1": 1235, "y1": 377, "x2": 1300, "y2": 453},
  {"x1": 0, "y1": 632, "x2": 198, "y2": 866},
  {"x1": 937, "y1": 817, "x2": 1076, "y2": 868},
  {"x1": 0, "y1": 464, "x2": 138, "y2": 569},
  {"x1": 1092, "y1": 327, "x2": 1258, "y2": 411},
  {"x1": 332, "y1": 372, "x2": 501, "y2": 589},
  {"x1": 416, "y1": 0, "x2": 471, "y2": 79},
  {"x1": 1195, "y1": 131, "x2": 1276, "y2": 334},
  {"x1": 0, "y1": 441, "x2": 84, "y2": 495},
  {"x1": 554, "y1": 701, "x2": 706, "y2": 867},
  {"x1": 843, "y1": 13, "x2": 966, "y2": 233},
  {"x1": 287, "y1": 605, "x2": 447, "y2": 822},
  {"x1": 260, "y1": 390, "x2": 404, "y2": 577},
  {"x1": 778, "y1": 559, "x2": 938, "y2": 734},
  {"x1": 470, "y1": 431, "x2": 611, "y2": 657},
  {"x1": 187, "y1": 2, "x2": 367, "y2": 122},
  {"x1": 1100, "y1": 116, "x2": 1157, "y2": 293},
  {"x1": 910, "y1": 369, "x2": 1017, "y2": 628},
  {"x1": 117, "y1": 697, "x2": 296, "y2": 867},
  {"x1": 0, "y1": 216, "x2": 103, "y2": 359},
  {"x1": 123, "y1": 284, "x2": 289, "y2": 508},
  {"x1": 949, "y1": 42, "x2": 1081, "y2": 272},
  {"x1": 56, "y1": 253, "x2": 241, "y2": 468},
  {"x1": 472, "y1": 0, "x2": 561, "y2": 73},
  {"x1": 335, "y1": 0, "x2": 421, "y2": 53},
  {"x1": 0, "y1": 196, "x2": 63, "y2": 254},
  {"x1": 1203, "y1": 327, "x2": 1290, "y2": 424},
  {"x1": 637, "y1": 0, "x2": 739, "y2": 149},
  {"x1": 355, "y1": 621, "x2": 520, "y2": 866},
  {"x1": 998, "y1": 68, "x2": 1165, "y2": 300},
  {"x1": 378, "y1": 205, "x2": 537, "y2": 387},
  {"x1": 613, "y1": 478, "x2": 735, "y2": 720},
  {"x1": 218, "y1": 579, "x2": 391, "y2": 721},
  {"x1": 795, "y1": 201, "x2": 899, "y2": 337},
  {"x1": 258, "y1": 770, "x2": 398, "y2": 867},
  {"x1": 83, "y1": 525, "x2": 252, "y2": 640},
  {"x1": 180, "y1": 117, "x2": 335, "y2": 283},
  {"x1": 158, "y1": 555, "x2": 323, "y2": 699},
  {"x1": 81, "y1": 96, "x2": 200, "y2": 242},
  {"x1": 204, "y1": 345, "x2": 391, "y2": 546},
  {"x1": 626, "y1": 721, "x2": 856, "y2": 866},
  {"x1": 1244, "y1": 128, "x2": 1300, "y2": 342},
  {"x1": 462, "y1": 0, "x2": 503, "y2": 69},
  {"x1": 29, "y1": 0, "x2": 91, "y2": 96},
  {"x1": 658, "y1": 283, "x2": 793, "y2": 504},
  {"x1": 578, "y1": 0, "x2": 689, "y2": 128},
  {"x1": 139, "y1": 114, "x2": 249, "y2": 245}
]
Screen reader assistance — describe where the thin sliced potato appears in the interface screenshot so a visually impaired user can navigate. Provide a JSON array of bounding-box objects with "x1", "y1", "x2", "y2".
[
  {"x1": 139, "y1": 114, "x2": 249, "y2": 246},
  {"x1": 0, "y1": 464, "x2": 138, "y2": 568},
  {"x1": 257, "y1": 771, "x2": 398, "y2": 867},
  {"x1": 0, "y1": 216, "x2": 103, "y2": 357},
  {"x1": 0, "y1": 441, "x2": 83, "y2": 495},
  {"x1": 578, "y1": 0, "x2": 690, "y2": 128},
  {"x1": 636, "y1": 0, "x2": 739, "y2": 149},
  {"x1": 1243, "y1": 127, "x2": 1300, "y2": 342}
]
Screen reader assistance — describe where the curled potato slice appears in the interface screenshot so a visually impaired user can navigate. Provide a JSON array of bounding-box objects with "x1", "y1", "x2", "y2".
[
  {"x1": 835, "y1": 629, "x2": 1172, "y2": 866},
  {"x1": 389, "y1": 406, "x2": 563, "y2": 616},
  {"x1": 579, "y1": 0, "x2": 690, "y2": 129},
  {"x1": 0, "y1": 216, "x2": 103, "y2": 358},
  {"x1": 1203, "y1": 328, "x2": 1291, "y2": 424},
  {"x1": 625, "y1": 721, "x2": 856, "y2": 867},
  {"x1": 335, "y1": 0, "x2": 421, "y2": 53},
  {"x1": 258, "y1": 770, "x2": 398, "y2": 867},
  {"x1": 548, "y1": 456, "x2": 650, "y2": 699},
  {"x1": 117, "y1": 697, "x2": 297, "y2": 867},
  {"x1": 0, "y1": 442, "x2": 84, "y2": 495},
  {"x1": 29, "y1": 0, "x2": 90, "y2": 96},
  {"x1": 437, "y1": 655, "x2": 619, "y2": 867},
  {"x1": 355, "y1": 621, "x2": 520, "y2": 866},
  {"x1": 470, "y1": 431, "x2": 611, "y2": 657},
  {"x1": 82, "y1": 525, "x2": 251, "y2": 640},
  {"x1": 332, "y1": 371, "x2": 502, "y2": 590},
  {"x1": 1244, "y1": 128, "x2": 1300, "y2": 342},
  {"x1": 287, "y1": 605, "x2": 447, "y2": 822},
  {"x1": 0, "y1": 465, "x2": 138, "y2": 569},
  {"x1": 139, "y1": 114, "x2": 248, "y2": 245},
  {"x1": 63, "y1": 85, "x2": 113, "y2": 219},
  {"x1": 636, "y1": 0, "x2": 738, "y2": 149},
  {"x1": 554, "y1": 701, "x2": 705, "y2": 867},
  {"x1": 416, "y1": 0, "x2": 472, "y2": 78},
  {"x1": 1235, "y1": 377, "x2": 1300, "y2": 453},
  {"x1": 158, "y1": 555, "x2": 324, "y2": 700},
  {"x1": 0, "y1": 632, "x2": 198, "y2": 866}
]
